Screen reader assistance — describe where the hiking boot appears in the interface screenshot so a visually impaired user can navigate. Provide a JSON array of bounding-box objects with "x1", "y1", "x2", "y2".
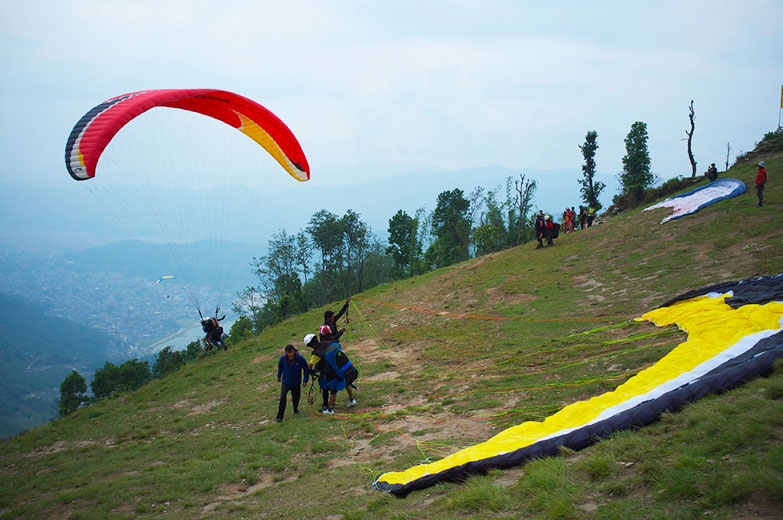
[
  {"x1": 347, "y1": 399, "x2": 357, "y2": 408},
  {"x1": 275, "y1": 417, "x2": 283, "y2": 423},
  {"x1": 293, "y1": 409, "x2": 300, "y2": 414}
]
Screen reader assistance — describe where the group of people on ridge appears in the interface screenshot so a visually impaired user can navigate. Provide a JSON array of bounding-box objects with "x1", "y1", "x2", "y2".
[
  {"x1": 534, "y1": 205, "x2": 595, "y2": 249},
  {"x1": 275, "y1": 297, "x2": 358, "y2": 422}
]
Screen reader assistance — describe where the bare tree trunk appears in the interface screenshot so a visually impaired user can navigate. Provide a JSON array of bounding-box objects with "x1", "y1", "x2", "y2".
[
  {"x1": 725, "y1": 142, "x2": 731, "y2": 171},
  {"x1": 686, "y1": 100, "x2": 697, "y2": 177}
]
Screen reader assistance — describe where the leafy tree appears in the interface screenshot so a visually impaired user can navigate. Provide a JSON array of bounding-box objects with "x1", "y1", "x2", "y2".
[
  {"x1": 427, "y1": 189, "x2": 471, "y2": 268},
  {"x1": 58, "y1": 370, "x2": 87, "y2": 417},
  {"x1": 341, "y1": 209, "x2": 369, "y2": 293},
  {"x1": 621, "y1": 121, "x2": 654, "y2": 199},
  {"x1": 91, "y1": 359, "x2": 151, "y2": 399},
  {"x1": 116, "y1": 359, "x2": 152, "y2": 392},
  {"x1": 91, "y1": 361, "x2": 120, "y2": 399},
  {"x1": 387, "y1": 210, "x2": 415, "y2": 279},
  {"x1": 232, "y1": 286, "x2": 265, "y2": 332},
  {"x1": 295, "y1": 231, "x2": 313, "y2": 289},
  {"x1": 252, "y1": 229, "x2": 299, "y2": 301},
  {"x1": 578, "y1": 130, "x2": 605, "y2": 210},
  {"x1": 307, "y1": 209, "x2": 343, "y2": 304},
  {"x1": 473, "y1": 188, "x2": 507, "y2": 256},
  {"x1": 153, "y1": 346, "x2": 185, "y2": 378}
]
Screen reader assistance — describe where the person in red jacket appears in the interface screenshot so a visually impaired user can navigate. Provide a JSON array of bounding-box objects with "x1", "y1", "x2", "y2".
[
  {"x1": 544, "y1": 215, "x2": 555, "y2": 246},
  {"x1": 755, "y1": 161, "x2": 767, "y2": 207}
]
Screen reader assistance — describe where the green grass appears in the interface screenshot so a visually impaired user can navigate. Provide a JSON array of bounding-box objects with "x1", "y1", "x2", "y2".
[{"x1": 1, "y1": 156, "x2": 782, "y2": 519}]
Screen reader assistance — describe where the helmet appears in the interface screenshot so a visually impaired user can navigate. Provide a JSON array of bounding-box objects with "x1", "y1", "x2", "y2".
[
  {"x1": 319, "y1": 324, "x2": 332, "y2": 336},
  {"x1": 303, "y1": 333, "x2": 316, "y2": 346}
]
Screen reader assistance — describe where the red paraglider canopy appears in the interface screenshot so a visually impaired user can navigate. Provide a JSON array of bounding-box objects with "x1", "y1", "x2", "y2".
[{"x1": 65, "y1": 89, "x2": 310, "y2": 182}]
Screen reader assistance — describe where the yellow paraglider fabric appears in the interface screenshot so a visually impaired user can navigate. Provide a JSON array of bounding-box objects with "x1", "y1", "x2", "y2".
[{"x1": 375, "y1": 294, "x2": 783, "y2": 490}]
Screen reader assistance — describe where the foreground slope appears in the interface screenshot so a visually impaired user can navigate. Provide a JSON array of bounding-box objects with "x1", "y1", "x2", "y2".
[{"x1": 1, "y1": 156, "x2": 781, "y2": 519}]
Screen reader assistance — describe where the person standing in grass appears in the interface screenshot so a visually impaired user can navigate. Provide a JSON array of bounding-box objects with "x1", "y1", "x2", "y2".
[
  {"x1": 756, "y1": 161, "x2": 767, "y2": 207},
  {"x1": 534, "y1": 210, "x2": 546, "y2": 249},
  {"x1": 276, "y1": 344, "x2": 309, "y2": 422}
]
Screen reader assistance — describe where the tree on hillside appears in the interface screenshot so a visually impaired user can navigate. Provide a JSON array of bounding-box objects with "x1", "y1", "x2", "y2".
[
  {"x1": 620, "y1": 121, "x2": 654, "y2": 199},
  {"x1": 252, "y1": 229, "x2": 299, "y2": 301},
  {"x1": 513, "y1": 174, "x2": 537, "y2": 245},
  {"x1": 686, "y1": 100, "x2": 697, "y2": 177},
  {"x1": 472, "y1": 187, "x2": 507, "y2": 256},
  {"x1": 58, "y1": 370, "x2": 87, "y2": 417},
  {"x1": 578, "y1": 130, "x2": 605, "y2": 210},
  {"x1": 91, "y1": 359, "x2": 151, "y2": 399},
  {"x1": 387, "y1": 209, "x2": 416, "y2": 279},
  {"x1": 295, "y1": 231, "x2": 313, "y2": 289},
  {"x1": 341, "y1": 209, "x2": 370, "y2": 293},
  {"x1": 427, "y1": 189, "x2": 471, "y2": 268},
  {"x1": 307, "y1": 210, "x2": 343, "y2": 305}
]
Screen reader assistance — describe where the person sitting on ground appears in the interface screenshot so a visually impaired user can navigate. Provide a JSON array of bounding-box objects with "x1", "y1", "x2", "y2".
[
  {"x1": 275, "y1": 344, "x2": 309, "y2": 422},
  {"x1": 706, "y1": 163, "x2": 718, "y2": 182},
  {"x1": 201, "y1": 315, "x2": 226, "y2": 351}
]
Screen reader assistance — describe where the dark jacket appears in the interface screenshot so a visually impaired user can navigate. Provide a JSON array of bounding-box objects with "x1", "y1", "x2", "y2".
[
  {"x1": 277, "y1": 353, "x2": 309, "y2": 386},
  {"x1": 321, "y1": 299, "x2": 350, "y2": 344}
]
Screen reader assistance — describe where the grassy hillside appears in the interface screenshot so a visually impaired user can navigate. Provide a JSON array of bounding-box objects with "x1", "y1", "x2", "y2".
[{"x1": 0, "y1": 154, "x2": 781, "y2": 520}]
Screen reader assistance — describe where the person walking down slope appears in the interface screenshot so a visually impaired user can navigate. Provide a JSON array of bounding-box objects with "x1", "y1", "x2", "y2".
[
  {"x1": 756, "y1": 161, "x2": 767, "y2": 207},
  {"x1": 276, "y1": 344, "x2": 309, "y2": 422}
]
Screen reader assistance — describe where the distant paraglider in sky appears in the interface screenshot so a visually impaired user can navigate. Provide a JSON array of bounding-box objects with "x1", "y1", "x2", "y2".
[{"x1": 156, "y1": 275, "x2": 175, "y2": 285}]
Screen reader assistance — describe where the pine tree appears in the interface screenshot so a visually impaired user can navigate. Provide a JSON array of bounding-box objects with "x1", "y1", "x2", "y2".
[
  {"x1": 578, "y1": 130, "x2": 605, "y2": 209},
  {"x1": 620, "y1": 121, "x2": 654, "y2": 198}
]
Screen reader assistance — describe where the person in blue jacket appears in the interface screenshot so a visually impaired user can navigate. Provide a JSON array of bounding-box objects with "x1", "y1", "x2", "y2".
[{"x1": 276, "y1": 344, "x2": 309, "y2": 422}]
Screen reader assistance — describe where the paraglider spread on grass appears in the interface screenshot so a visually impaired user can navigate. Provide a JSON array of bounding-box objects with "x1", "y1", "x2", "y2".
[
  {"x1": 642, "y1": 178, "x2": 745, "y2": 224},
  {"x1": 373, "y1": 274, "x2": 783, "y2": 497}
]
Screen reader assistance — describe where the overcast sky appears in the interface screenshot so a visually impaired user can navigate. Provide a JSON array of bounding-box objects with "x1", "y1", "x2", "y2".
[{"x1": 1, "y1": 0, "x2": 781, "y2": 192}]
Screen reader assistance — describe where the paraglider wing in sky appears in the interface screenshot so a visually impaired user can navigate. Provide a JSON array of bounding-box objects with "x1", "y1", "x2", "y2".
[
  {"x1": 156, "y1": 275, "x2": 175, "y2": 285},
  {"x1": 643, "y1": 178, "x2": 745, "y2": 224},
  {"x1": 65, "y1": 89, "x2": 310, "y2": 183},
  {"x1": 373, "y1": 274, "x2": 783, "y2": 496}
]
